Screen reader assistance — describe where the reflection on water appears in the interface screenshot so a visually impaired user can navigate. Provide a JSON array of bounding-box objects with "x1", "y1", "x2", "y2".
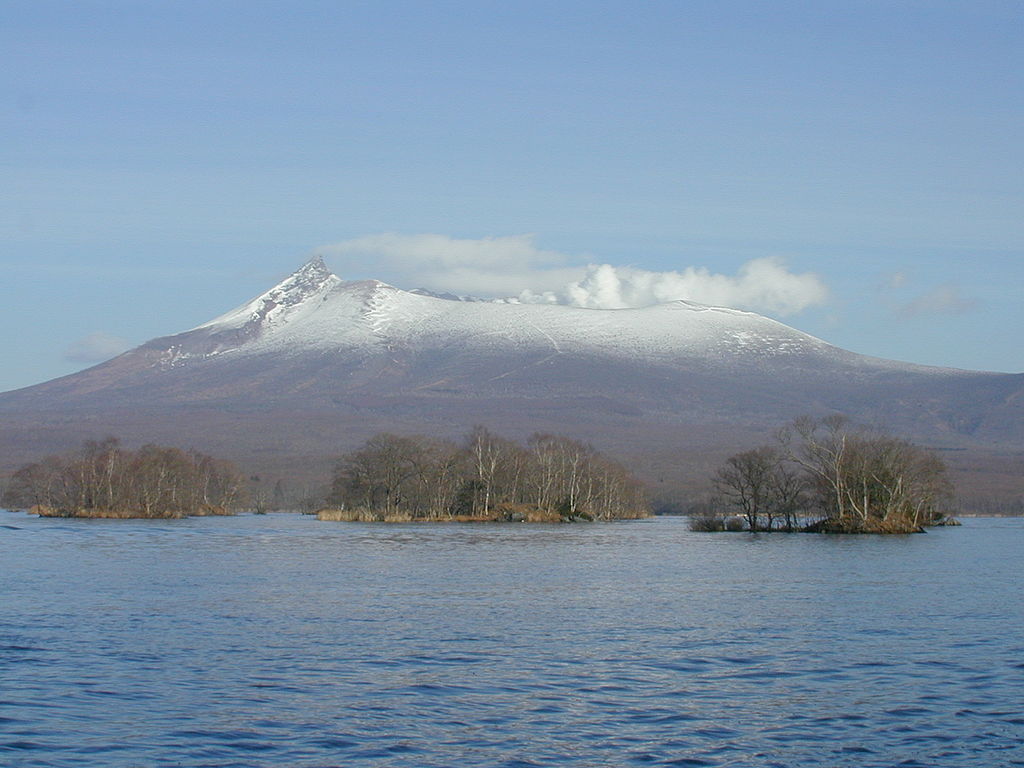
[{"x1": 1, "y1": 513, "x2": 1022, "y2": 767}]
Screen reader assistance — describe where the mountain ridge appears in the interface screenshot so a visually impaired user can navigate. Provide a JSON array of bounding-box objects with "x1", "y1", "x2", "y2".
[
  {"x1": 120, "y1": 258, "x2": 959, "y2": 375},
  {"x1": 1, "y1": 258, "x2": 1021, "y2": 503}
]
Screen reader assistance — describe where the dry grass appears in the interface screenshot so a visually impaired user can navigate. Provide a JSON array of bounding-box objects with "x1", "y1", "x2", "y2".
[
  {"x1": 191, "y1": 504, "x2": 233, "y2": 516},
  {"x1": 29, "y1": 504, "x2": 233, "y2": 519},
  {"x1": 315, "y1": 507, "x2": 415, "y2": 522},
  {"x1": 315, "y1": 507, "x2": 499, "y2": 523},
  {"x1": 314, "y1": 504, "x2": 628, "y2": 524},
  {"x1": 803, "y1": 516, "x2": 926, "y2": 534}
]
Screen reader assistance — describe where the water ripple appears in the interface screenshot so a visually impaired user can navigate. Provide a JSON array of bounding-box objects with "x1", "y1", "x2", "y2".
[{"x1": 0, "y1": 512, "x2": 1022, "y2": 767}]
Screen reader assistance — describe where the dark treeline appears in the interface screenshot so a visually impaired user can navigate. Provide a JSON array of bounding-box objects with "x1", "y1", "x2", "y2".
[
  {"x1": 321, "y1": 426, "x2": 649, "y2": 522},
  {"x1": 694, "y1": 416, "x2": 956, "y2": 533},
  {"x1": 4, "y1": 437, "x2": 245, "y2": 518},
  {"x1": 960, "y1": 496, "x2": 1024, "y2": 517}
]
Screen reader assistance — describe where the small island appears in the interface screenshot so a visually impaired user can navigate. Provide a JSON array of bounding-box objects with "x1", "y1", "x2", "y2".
[
  {"x1": 5, "y1": 438, "x2": 244, "y2": 519},
  {"x1": 691, "y1": 416, "x2": 959, "y2": 534},
  {"x1": 3, "y1": 418, "x2": 965, "y2": 534},
  {"x1": 316, "y1": 427, "x2": 650, "y2": 522}
]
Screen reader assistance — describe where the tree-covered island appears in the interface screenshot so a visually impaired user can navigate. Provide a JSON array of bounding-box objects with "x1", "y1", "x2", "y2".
[
  {"x1": 693, "y1": 416, "x2": 959, "y2": 534},
  {"x1": 317, "y1": 426, "x2": 650, "y2": 522},
  {"x1": 4, "y1": 438, "x2": 245, "y2": 518},
  {"x1": 2, "y1": 417, "x2": 965, "y2": 533}
]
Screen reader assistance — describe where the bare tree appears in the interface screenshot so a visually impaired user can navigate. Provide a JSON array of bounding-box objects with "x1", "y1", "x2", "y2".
[
  {"x1": 325, "y1": 428, "x2": 650, "y2": 521},
  {"x1": 328, "y1": 433, "x2": 434, "y2": 517},
  {"x1": 464, "y1": 426, "x2": 524, "y2": 515},
  {"x1": 767, "y1": 459, "x2": 807, "y2": 532},
  {"x1": 780, "y1": 415, "x2": 852, "y2": 523},
  {"x1": 4, "y1": 439, "x2": 245, "y2": 518},
  {"x1": 713, "y1": 446, "x2": 781, "y2": 531},
  {"x1": 705, "y1": 417, "x2": 952, "y2": 533},
  {"x1": 779, "y1": 416, "x2": 952, "y2": 531}
]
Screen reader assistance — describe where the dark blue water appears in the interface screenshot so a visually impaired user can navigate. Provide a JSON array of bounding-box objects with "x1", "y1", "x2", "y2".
[{"x1": 1, "y1": 512, "x2": 1021, "y2": 767}]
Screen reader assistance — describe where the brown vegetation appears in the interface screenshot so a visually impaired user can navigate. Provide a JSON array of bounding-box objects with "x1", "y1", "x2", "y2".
[
  {"x1": 698, "y1": 416, "x2": 956, "y2": 534},
  {"x1": 315, "y1": 502, "x2": 569, "y2": 524},
  {"x1": 5, "y1": 438, "x2": 245, "y2": 518},
  {"x1": 28, "y1": 503, "x2": 231, "y2": 519},
  {"x1": 320, "y1": 427, "x2": 650, "y2": 522}
]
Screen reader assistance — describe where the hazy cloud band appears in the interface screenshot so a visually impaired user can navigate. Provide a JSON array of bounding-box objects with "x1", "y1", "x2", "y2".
[{"x1": 65, "y1": 332, "x2": 131, "y2": 364}]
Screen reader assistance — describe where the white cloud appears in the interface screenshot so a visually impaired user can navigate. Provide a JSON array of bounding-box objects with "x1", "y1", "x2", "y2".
[
  {"x1": 899, "y1": 285, "x2": 979, "y2": 317},
  {"x1": 554, "y1": 259, "x2": 828, "y2": 315},
  {"x1": 883, "y1": 271, "x2": 907, "y2": 290},
  {"x1": 64, "y1": 332, "x2": 131, "y2": 363},
  {"x1": 315, "y1": 233, "x2": 829, "y2": 316},
  {"x1": 316, "y1": 233, "x2": 581, "y2": 297}
]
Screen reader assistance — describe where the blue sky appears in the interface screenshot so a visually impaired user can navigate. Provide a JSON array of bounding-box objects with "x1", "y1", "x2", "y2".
[{"x1": 3, "y1": 0, "x2": 1022, "y2": 392}]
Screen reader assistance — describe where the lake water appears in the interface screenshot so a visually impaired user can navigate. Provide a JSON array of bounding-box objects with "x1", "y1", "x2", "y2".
[{"x1": 1, "y1": 512, "x2": 1021, "y2": 767}]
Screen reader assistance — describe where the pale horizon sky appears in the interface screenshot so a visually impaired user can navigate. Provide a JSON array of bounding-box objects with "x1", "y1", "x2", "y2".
[{"x1": 3, "y1": 1, "x2": 1022, "y2": 392}]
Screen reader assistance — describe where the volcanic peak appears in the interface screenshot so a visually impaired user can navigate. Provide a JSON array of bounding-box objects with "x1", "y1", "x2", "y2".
[{"x1": 151, "y1": 257, "x2": 847, "y2": 373}]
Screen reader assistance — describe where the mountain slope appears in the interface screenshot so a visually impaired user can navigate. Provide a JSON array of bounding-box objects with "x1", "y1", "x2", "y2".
[{"x1": 1, "y1": 258, "x2": 1022, "y2": 499}]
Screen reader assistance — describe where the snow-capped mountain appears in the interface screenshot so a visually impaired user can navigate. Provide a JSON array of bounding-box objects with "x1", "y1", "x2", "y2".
[
  {"x1": 1, "y1": 257, "x2": 1022, "y2": 497},
  {"x1": 106, "y1": 256, "x2": 924, "y2": 375},
  {"x1": 165, "y1": 255, "x2": 847, "y2": 368}
]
